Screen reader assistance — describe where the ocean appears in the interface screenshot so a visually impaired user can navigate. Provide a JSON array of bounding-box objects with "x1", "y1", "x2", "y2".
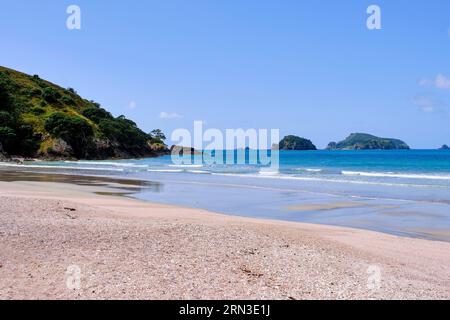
[{"x1": 2, "y1": 149, "x2": 450, "y2": 241}]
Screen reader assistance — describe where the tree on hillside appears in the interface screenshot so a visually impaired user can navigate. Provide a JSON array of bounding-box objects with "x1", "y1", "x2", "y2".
[{"x1": 150, "y1": 129, "x2": 166, "y2": 142}]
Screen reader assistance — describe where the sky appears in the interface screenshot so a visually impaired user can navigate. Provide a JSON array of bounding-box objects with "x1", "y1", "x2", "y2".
[{"x1": 1, "y1": 0, "x2": 450, "y2": 148}]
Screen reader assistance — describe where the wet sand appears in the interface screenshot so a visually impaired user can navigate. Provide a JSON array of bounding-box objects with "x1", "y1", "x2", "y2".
[
  {"x1": 286, "y1": 202, "x2": 369, "y2": 212},
  {"x1": 0, "y1": 173, "x2": 449, "y2": 299}
]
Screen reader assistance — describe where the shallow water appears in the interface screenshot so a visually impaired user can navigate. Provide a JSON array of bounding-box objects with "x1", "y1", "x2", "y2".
[{"x1": 2, "y1": 150, "x2": 450, "y2": 242}]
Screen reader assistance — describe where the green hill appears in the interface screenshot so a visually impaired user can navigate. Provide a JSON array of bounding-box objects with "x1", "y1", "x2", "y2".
[
  {"x1": 0, "y1": 66, "x2": 168, "y2": 160},
  {"x1": 279, "y1": 135, "x2": 317, "y2": 150},
  {"x1": 326, "y1": 133, "x2": 410, "y2": 150}
]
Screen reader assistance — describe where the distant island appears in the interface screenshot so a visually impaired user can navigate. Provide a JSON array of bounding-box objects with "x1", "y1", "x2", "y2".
[
  {"x1": 279, "y1": 135, "x2": 317, "y2": 150},
  {"x1": 326, "y1": 133, "x2": 410, "y2": 150},
  {"x1": 0, "y1": 66, "x2": 168, "y2": 160},
  {"x1": 439, "y1": 144, "x2": 449, "y2": 150}
]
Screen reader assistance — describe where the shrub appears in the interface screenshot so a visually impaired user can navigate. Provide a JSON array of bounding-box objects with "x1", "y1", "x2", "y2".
[
  {"x1": 67, "y1": 87, "x2": 77, "y2": 94},
  {"x1": 82, "y1": 107, "x2": 113, "y2": 123},
  {"x1": 32, "y1": 88, "x2": 42, "y2": 96},
  {"x1": 150, "y1": 129, "x2": 166, "y2": 143},
  {"x1": 30, "y1": 106, "x2": 46, "y2": 116},
  {"x1": 61, "y1": 95, "x2": 76, "y2": 106},
  {"x1": 89, "y1": 100, "x2": 101, "y2": 108},
  {"x1": 0, "y1": 126, "x2": 16, "y2": 145},
  {"x1": 99, "y1": 116, "x2": 149, "y2": 151},
  {"x1": 0, "y1": 111, "x2": 13, "y2": 126},
  {"x1": 42, "y1": 87, "x2": 61, "y2": 103}
]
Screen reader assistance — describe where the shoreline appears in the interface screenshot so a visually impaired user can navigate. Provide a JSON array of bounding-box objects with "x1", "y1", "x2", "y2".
[
  {"x1": 2, "y1": 168, "x2": 450, "y2": 242},
  {"x1": 0, "y1": 174, "x2": 449, "y2": 299}
]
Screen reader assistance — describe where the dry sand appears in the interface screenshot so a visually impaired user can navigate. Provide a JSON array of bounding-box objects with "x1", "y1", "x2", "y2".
[{"x1": 0, "y1": 179, "x2": 449, "y2": 300}]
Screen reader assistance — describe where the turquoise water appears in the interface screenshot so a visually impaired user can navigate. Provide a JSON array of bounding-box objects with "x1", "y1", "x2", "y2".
[{"x1": 2, "y1": 150, "x2": 450, "y2": 241}]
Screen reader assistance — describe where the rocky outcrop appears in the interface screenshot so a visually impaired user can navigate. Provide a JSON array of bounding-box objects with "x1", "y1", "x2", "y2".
[
  {"x1": 45, "y1": 139, "x2": 74, "y2": 158},
  {"x1": 326, "y1": 142, "x2": 337, "y2": 150},
  {"x1": 439, "y1": 144, "x2": 449, "y2": 150},
  {"x1": 279, "y1": 135, "x2": 317, "y2": 151},
  {"x1": 326, "y1": 133, "x2": 410, "y2": 150},
  {"x1": 170, "y1": 145, "x2": 201, "y2": 156},
  {"x1": 0, "y1": 142, "x2": 7, "y2": 161}
]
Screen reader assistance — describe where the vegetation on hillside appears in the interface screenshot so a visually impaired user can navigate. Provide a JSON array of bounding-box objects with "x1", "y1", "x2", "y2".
[
  {"x1": 279, "y1": 135, "x2": 317, "y2": 150},
  {"x1": 326, "y1": 133, "x2": 410, "y2": 150},
  {"x1": 0, "y1": 66, "x2": 168, "y2": 159}
]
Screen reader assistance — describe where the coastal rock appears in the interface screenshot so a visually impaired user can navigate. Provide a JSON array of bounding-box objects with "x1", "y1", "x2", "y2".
[
  {"x1": 0, "y1": 142, "x2": 6, "y2": 161},
  {"x1": 279, "y1": 135, "x2": 317, "y2": 151},
  {"x1": 45, "y1": 139, "x2": 74, "y2": 158},
  {"x1": 326, "y1": 133, "x2": 410, "y2": 150},
  {"x1": 170, "y1": 145, "x2": 201, "y2": 156},
  {"x1": 149, "y1": 142, "x2": 170, "y2": 154},
  {"x1": 439, "y1": 144, "x2": 449, "y2": 150},
  {"x1": 326, "y1": 142, "x2": 337, "y2": 150}
]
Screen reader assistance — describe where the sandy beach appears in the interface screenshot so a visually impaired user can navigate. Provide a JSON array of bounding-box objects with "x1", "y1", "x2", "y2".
[{"x1": 0, "y1": 175, "x2": 449, "y2": 300}]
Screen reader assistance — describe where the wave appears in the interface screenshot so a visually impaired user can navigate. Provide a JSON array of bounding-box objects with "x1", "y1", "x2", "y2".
[
  {"x1": 295, "y1": 168, "x2": 323, "y2": 172},
  {"x1": 147, "y1": 168, "x2": 211, "y2": 174},
  {"x1": 342, "y1": 171, "x2": 450, "y2": 180},
  {"x1": 211, "y1": 172, "x2": 446, "y2": 188},
  {"x1": 186, "y1": 170, "x2": 211, "y2": 174},
  {"x1": 305, "y1": 168, "x2": 322, "y2": 172},
  {"x1": 0, "y1": 162, "x2": 124, "y2": 172},
  {"x1": 147, "y1": 169, "x2": 184, "y2": 173},
  {"x1": 168, "y1": 164, "x2": 204, "y2": 168},
  {"x1": 258, "y1": 169, "x2": 280, "y2": 176},
  {"x1": 64, "y1": 161, "x2": 148, "y2": 168}
]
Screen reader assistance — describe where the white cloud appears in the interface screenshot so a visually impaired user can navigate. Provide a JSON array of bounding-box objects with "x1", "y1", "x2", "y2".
[
  {"x1": 128, "y1": 101, "x2": 137, "y2": 109},
  {"x1": 412, "y1": 95, "x2": 445, "y2": 113},
  {"x1": 159, "y1": 111, "x2": 182, "y2": 119},
  {"x1": 419, "y1": 74, "x2": 450, "y2": 90},
  {"x1": 418, "y1": 78, "x2": 432, "y2": 86},
  {"x1": 412, "y1": 96, "x2": 434, "y2": 112},
  {"x1": 435, "y1": 74, "x2": 450, "y2": 89}
]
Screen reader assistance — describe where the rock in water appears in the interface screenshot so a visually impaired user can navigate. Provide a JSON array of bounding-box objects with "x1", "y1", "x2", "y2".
[
  {"x1": 326, "y1": 133, "x2": 410, "y2": 150},
  {"x1": 279, "y1": 135, "x2": 317, "y2": 150}
]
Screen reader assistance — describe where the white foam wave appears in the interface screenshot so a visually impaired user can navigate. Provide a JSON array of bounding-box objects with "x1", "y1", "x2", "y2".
[
  {"x1": 342, "y1": 171, "x2": 450, "y2": 180},
  {"x1": 64, "y1": 161, "x2": 148, "y2": 168},
  {"x1": 258, "y1": 169, "x2": 280, "y2": 176},
  {"x1": 186, "y1": 170, "x2": 210, "y2": 174},
  {"x1": 147, "y1": 169, "x2": 184, "y2": 173},
  {"x1": 305, "y1": 168, "x2": 322, "y2": 172},
  {"x1": 168, "y1": 164, "x2": 203, "y2": 168},
  {"x1": 0, "y1": 162, "x2": 124, "y2": 172},
  {"x1": 295, "y1": 168, "x2": 323, "y2": 172},
  {"x1": 211, "y1": 172, "x2": 443, "y2": 188}
]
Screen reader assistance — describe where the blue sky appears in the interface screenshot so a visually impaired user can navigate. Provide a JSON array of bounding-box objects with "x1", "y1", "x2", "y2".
[{"x1": 1, "y1": 0, "x2": 450, "y2": 148}]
